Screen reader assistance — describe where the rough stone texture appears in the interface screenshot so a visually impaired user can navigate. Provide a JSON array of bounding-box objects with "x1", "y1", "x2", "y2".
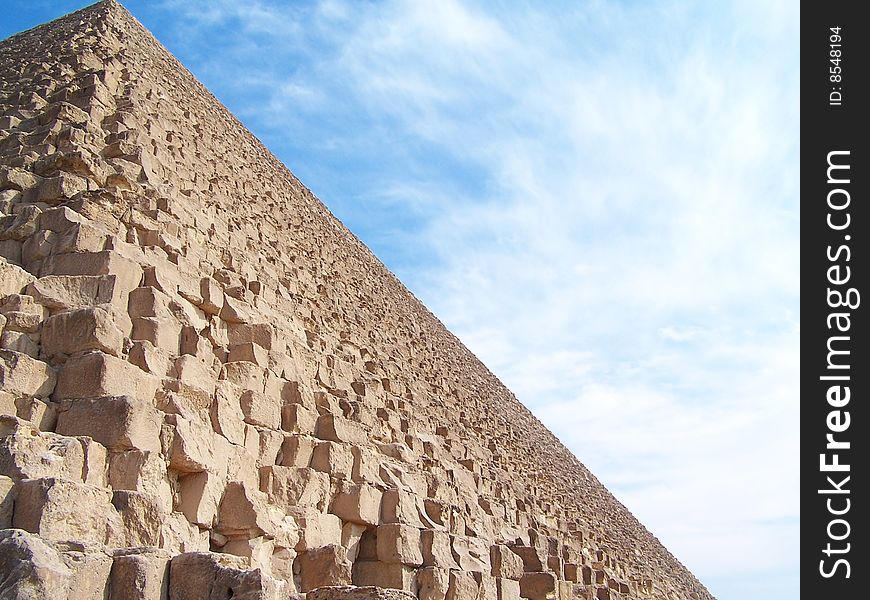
[{"x1": 0, "y1": 2, "x2": 713, "y2": 600}]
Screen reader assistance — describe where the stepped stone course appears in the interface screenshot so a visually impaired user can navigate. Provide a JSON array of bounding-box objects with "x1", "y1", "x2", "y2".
[{"x1": 0, "y1": 2, "x2": 714, "y2": 599}]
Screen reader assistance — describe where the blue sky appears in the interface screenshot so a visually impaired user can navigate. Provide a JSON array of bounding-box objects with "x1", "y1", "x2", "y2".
[{"x1": 2, "y1": 2, "x2": 799, "y2": 598}]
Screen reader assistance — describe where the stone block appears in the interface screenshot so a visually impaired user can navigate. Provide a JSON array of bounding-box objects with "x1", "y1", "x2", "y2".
[
  {"x1": 216, "y1": 480, "x2": 280, "y2": 538},
  {"x1": 168, "y1": 552, "x2": 285, "y2": 600},
  {"x1": 0, "y1": 350, "x2": 56, "y2": 398},
  {"x1": 13, "y1": 477, "x2": 113, "y2": 544},
  {"x1": 519, "y1": 572, "x2": 557, "y2": 600},
  {"x1": 221, "y1": 360, "x2": 265, "y2": 392},
  {"x1": 353, "y1": 561, "x2": 417, "y2": 594},
  {"x1": 0, "y1": 420, "x2": 86, "y2": 481},
  {"x1": 210, "y1": 381, "x2": 246, "y2": 445},
  {"x1": 240, "y1": 389, "x2": 280, "y2": 428},
  {"x1": 53, "y1": 352, "x2": 158, "y2": 402},
  {"x1": 109, "y1": 548, "x2": 171, "y2": 600},
  {"x1": 311, "y1": 440, "x2": 353, "y2": 480},
  {"x1": 447, "y1": 570, "x2": 480, "y2": 600},
  {"x1": 290, "y1": 507, "x2": 343, "y2": 551},
  {"x1": 0, "y1": 529, "x2": 72, "y2": 598},
  {"x1": 278, "y1": 434, "x2": 315, "y2": 467},
  {"x1": 316, "y1": 413, "x2": 367, "y2": 444},
  {"x1": 0, "y1": 475, "x2": 13, "y2": 528},
  {"x1": 281, "y1": 402, "x2": 317, "y2": 434},
  {"x1": 0, "y1": 259, "x2": 36, "y2": 297},
  {"x1": 169, "y1": 414, "x2": 230, "y2": 473},
  {"x1": 330, "y1": 480, "x2": 382, "y2": 526},
  {"x1": 42, "y1": 306, "x2": 124, "y2": 357},
  {"x1": 377, "y1": 523, "x2": 423, "y2": 566},
  {"x1": 39, "y1": 251, "x2": 142, "y2": 296},
  {"x1": 496, "y1": 578, "x2": 521, "y2": 600},
  {"x1": 111, "y1": 490, "x2": 165, "y2": 547},
  {"x1": 56, "y1": 395, "x2": 161, "y2": 452},
  {"x1": 417, "y1": 566, "x2": 450, "y2": 600},
  {"x1": 179, "y1": 470, "x2": 225, "y2": 528},
  {"x1": 422, "y1": 528, "x2": 459, "y2": 569},
  {"x1": 297, "y1": 544, "x2": 353, "y2": 591},
  {"x1": 510, "y1": 545, "x2": 547, "y2": 573},
  {"x1": 259, "y1": 465, "x2": 330, "y2": 511},
  {"x1": 491, "y1": 545, "x2": 524, "y2": 580}
]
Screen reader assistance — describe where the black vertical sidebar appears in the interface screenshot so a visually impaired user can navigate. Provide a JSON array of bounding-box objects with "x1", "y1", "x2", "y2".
[{"x1": 802, "y1": 2, "x2": 867, "y2": 596}]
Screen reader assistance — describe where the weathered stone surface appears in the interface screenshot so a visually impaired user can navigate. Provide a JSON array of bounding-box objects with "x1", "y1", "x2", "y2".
[
  {"x1": 109, "y1": 548, "x2": 171, "y2": 600},
  {"x1": 297, "y1": 544, "x2": 353, "y2": 592},
  {"x1": 42, "y1": 307, "x2": 124, "y2": 357},
  {"x1": 53, "y1": 352, "x2": 158, "y2": 402},
  {"x1": 377, "y1": 523, "x2": 423, "y2": 567},
  {"x1": 0, "y1": 350, "x2": 56, "y2": 398},
  {"x1": 353, "y1": 562, "x2": 418, "y2": 595},
  {"x1": 519, "y1": 572, "x2": 557, "y2": 600},
  {"x1": 0, "y1": 529, "x2": 72, "y2": 599},
  {"x1": 168, "y1": 552, "x2": 286, "y2": 600},
  {"x1": 330, "y1": 480, "x2": 382, "y2": 526},
  {"x1": 491, "y1": 545, "x2": 524, "y2": 580},
  {"x1": 13, "y1": 477, "x2": 113, "y2": 544},
  {"x1": 307, "y1": 586, "x2": 416, "y2": 600},
  {"x1": 56, "y1": 395, "x2": 160, "y2": 452},
  {"x1": 259, "y1": 465, "x2": 329, "y2": 511}
]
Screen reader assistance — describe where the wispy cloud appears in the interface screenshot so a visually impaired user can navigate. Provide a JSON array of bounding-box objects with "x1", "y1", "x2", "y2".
[{"x1": 126, "y1": 1, "x2": 800, "y2": 598}]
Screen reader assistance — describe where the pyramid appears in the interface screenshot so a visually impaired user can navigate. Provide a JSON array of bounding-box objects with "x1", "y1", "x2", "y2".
[{"x1": 0, "y1": 2, "x2": 714, "y2": 599}]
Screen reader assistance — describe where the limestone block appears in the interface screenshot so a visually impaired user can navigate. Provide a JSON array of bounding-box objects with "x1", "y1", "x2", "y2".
[
  {"x1": 109, "y1": 548, "x2": 171, "y2": 600},
  {"x1": 330, "y1": 480, "x2": 382, "y2": 526},
  {"x1": 0, "y1": 350, "x2": 56, "y2": 397},
  {"x1": 0, "y1": 529, "x2": 72, "y2": 598},
  {"x1": 79, "y1": 436, "x2": 108, "y2": 487},
  {"x1": 221, "y1": 360, "x2": 265, "y2": 392},
  {"x1": 447, "y1": 571, "x2": 481, "y2": 600},
  {"x1": 128, "y1": 339, "x2": 171, "y2": 377},
  {"x1": 290, "y1": 507, "x2": 343, "y2": 551},
  {"x1": 452, "y1": 535, "x2": 491, "y2": 573},
  {"x1": 42, "y1": 306, "x2": 124, "y2": 357},
  {"x1": 13, "y1": 477, "x2": 113, "y2": 544},
  {"x1": 39, "y1": 251, "x2": 142, "y2": 297},
  {"x1": 311, "y1": 441, "x2": 353, "y2": 480},
  {"x1": 241, "y1": 389, "x2": 280, "y2": 428},
  {"x1": 510, "y1": 545, "x2": 547, "y2": 573},
  {"x1": 199, "y1": 277, "x2": 223, "y2": 315},
  {"x1": 171, "y1": 354, "x2": 217, "y2": 397},
  {"x1": 417, "y1": 566, "x2": 450, "y2": 600},
  {"x1": 217, "y1": 480, "x2": 280, "y2": 538},
  {"x1": 1, "y1": 329, "x2": 39, "y2": 357},
  {"x1": 316, "y1": 413, "x2": 367, "y2": 444},
  {"x1": 281, "y1": 402, "x2": 317, "y2": 434},
  {"x1": 169, "y1": 414, "x2": 230, "y2": 473},
  {"x1": 53, "y1": 352, "x2": 158, "y2": 402},
  {"x1": 260, "y1": 465, "x2": 330, "y2": 511},
  {"x1": 491, "y1": 545, "x2": 524, "y2": 580},
  {"x1": 179, "y1": 470, "x2": 225, "y2": 527},
  {"x1": 563, "y1": 563, "x2": 580, "y2": 583},
  {"x1": 56, "y1": 395, "x2": 161, "y2": 452},
  {"x1": 0, "y1": 420, "x2": 85, "y2": 481},
  {"x1": 227, "y1": 322, "x2": 274, "y2": 350},
  {"x1": 519, "y1": 573, "x2": 557, "y2": 600},
  {"x1": 279, "y1": 434, "x2": 315, "y2": 468},
  {"x1": 297, "y1": 544, "x2": 353, "y2": 592},
  {"x1": 160, "y1": 511, "x2": 210, "y2": 553},
  {"x1": 475, "y1": 574, "x2": 498, "y2": 600},
  {"x1": 308, "y1": 586, "x2": 417, "y2": 600},
  {"x1": 0, "y1": 475, "x2": 13, "y2": 527},
  {"x1": 422, "y1": 529, "x2": 460, "y2": 570},
  {"x1": 210, "y1": 381, "x2": 246, "y2": 445},
  {"x1": 351, "y1": 445, "x2": 382, "y2": 484},
  {"x1": 27, "y1": 274, "x2": 122, "y2": 309},
  {"x1": 0, "y1": 258, "x2": 36, "y2": 297},
  {"x1": 353, "y1": 561, "x2": 417, "y2": 594},
  {"x1": 14, "y1": 396, "x2": 58, "y2": 430},
  {"x1": 131, "y1": 316, "x2": 180, "y2": 354},
  {"x1": 377, "y1": 523, "x2": 423, "y2": 566},
  {"x1": 169, "y1": 552, "x2": 286, "y2": 600},
  {"x1": 219, "y1": 295, "x2": 254, "y2": 323},
  {"x1": 496, "y1": 578, "x2": 521, "y2": 600},
  {"x1": 111, "y1": 490, "x2": 164, "y2": 547},
  {"x1": 108, "y1": 449, "x2": 171, "y2": 507},
  {"x1": 228, "y1": 341, "x2": 268, "y2": 366},
  {"x1": 381, "y1": 488, "x2": 425, "y2": 527},
  {"x1": 342, "y1": 521, "x2": 367, "y2": 562}
]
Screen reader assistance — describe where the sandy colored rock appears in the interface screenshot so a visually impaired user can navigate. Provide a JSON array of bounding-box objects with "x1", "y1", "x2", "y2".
[
  {"x1": 56, "y1": 395, "x2": 160, "y2": 452},
  {"x1": 13, "y1": 477, "x2": 113, "y2": 544}
]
